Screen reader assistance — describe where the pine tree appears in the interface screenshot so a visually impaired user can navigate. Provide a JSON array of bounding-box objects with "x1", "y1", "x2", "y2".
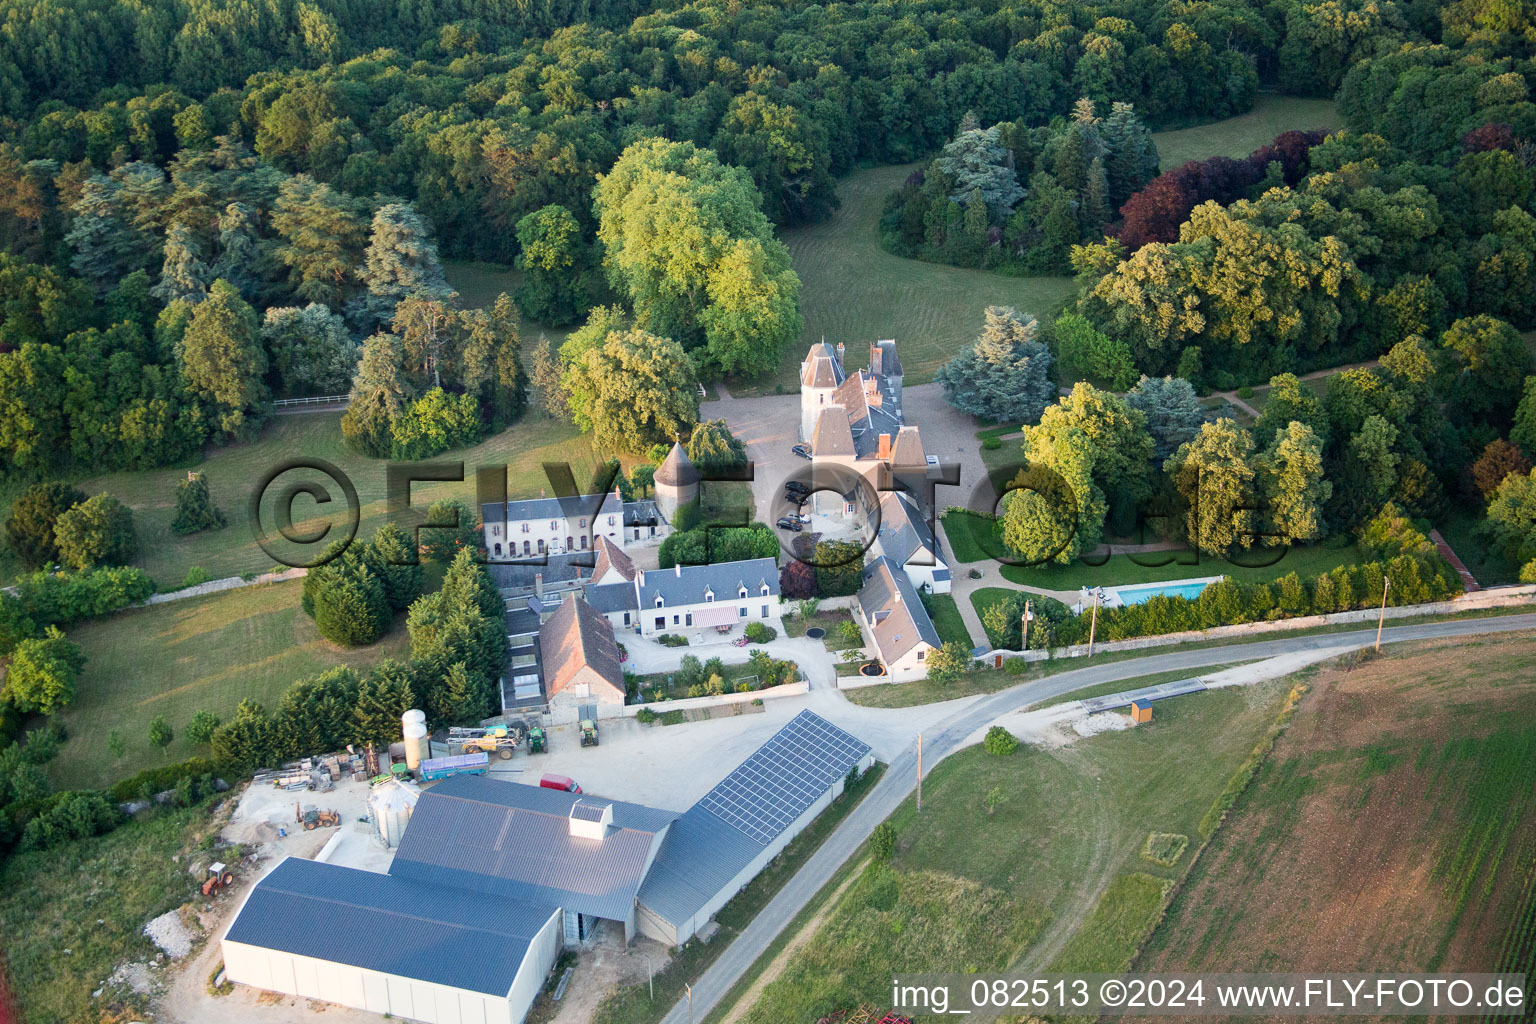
[
  {"x1": 1126, "y1": 375, "x2": 1204, "y2": 459},
  {"x1": 171, "y1": 472, "x2": 227, "y2": 534},
  {"x1": 151, "y1": 221, "x2": 211, "y2": 305},
  {"x1": 938, "y1": 124, "x2": 1025, "y2": 220},
  {"x1": 429, "y1": 661, "x2": 481, "y2": 727},
  {"x1": 212, "y1": 201, "x2": 261, "y2": 301},
  {"x1": 357, "y1": 202, "x2": 450, "y2": 327},
  {"x1": 270, "y1": 175, "x2": 369, "y2": 309},
  {"x1": 529, "y1": 335, "x2": 568, "y2": 420},
  {"x1": 180, "y1": 279, "x2": 268, "y2": 440},
  {"x1": 341, "y1": 332, "x2": 416, "y2": 457},
  {"x1": 1102, "y1": 102, "x2": 1160, "y2": 206},
  {"x1": 935, "y1": 306, "x2": 1055, "y2": 424},
  {"x1": 262, "y1": 303, "x2": 359, "y2": 397},
  {"x1": 311, "y1": 558, "x2": 390, "y2": 646},
  {"x1": 370, "y1": 521, "x2": 423, "y2": 610},
  {"x1": 1082, "y1": 157, "x2": 1111, "y2": 231},
  {"x1": 65, "y1": 176, "x2": 141, "y2": 292},
  {"x1": 353, "y1": 660, "x2": 417, "y2": 745}
]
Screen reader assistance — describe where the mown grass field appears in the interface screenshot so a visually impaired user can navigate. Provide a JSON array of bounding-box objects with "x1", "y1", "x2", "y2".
[
  {"x1": 1135, "y1": 633, "x2": 1536, "y2": 983},
  {"x1": 48, "y1": 579, "x2": 409, "y2": 789},
  {"x1": 921, "y1": 592, "x2": 974, "y2": 647},
  {"x1": 8, "y1": 411, "x2": 631, "y2": 589},
  {"x1": 734, "y1": 677, "x2": 1296, "y2": 1022},
  {"x1": 737, "y1": 162, "x2": 1079, "y2": 395},
  {"x1": 0, "y1": 799, "x2": 224, "y2": 1024},
  {"x1": 1149, "y1": 95, "x2": 1341, "y2": 170}
]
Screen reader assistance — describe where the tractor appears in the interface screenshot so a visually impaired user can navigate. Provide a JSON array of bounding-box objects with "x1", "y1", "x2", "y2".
[
  {"x1": 297, "y1": 803, "x2": 341, "y2": 830},
  {"x1": 201, "y1": 862, "x2": 235, "y2": 896},
  {"x1": 528, "y1": 725, "x2": 547, "y2": 753},
  {"x1": 579, "y1": 718, "x2": 599, "y2": 747}
]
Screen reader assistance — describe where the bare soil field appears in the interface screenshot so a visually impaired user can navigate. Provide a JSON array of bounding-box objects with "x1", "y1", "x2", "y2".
[{"x1": 1136, "y1": 633, "x2": 1536, "y2": 989}]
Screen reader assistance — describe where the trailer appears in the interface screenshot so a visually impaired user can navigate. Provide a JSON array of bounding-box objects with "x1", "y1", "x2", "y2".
[{"x1": 419, "y1": 751, "x2": 490, "y2": 781}]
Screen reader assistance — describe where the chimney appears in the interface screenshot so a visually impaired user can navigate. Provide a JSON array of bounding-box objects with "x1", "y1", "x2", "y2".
[
  {"x1": 675, "y1": 564, "x2": 682, "y2": 577},
  {"x1": 835, "y1": 342, "x2": 845, "y2": 366},
  {"x1": 540, "y1": 487, "x2": 546, "y2": 498},
  {"x1": 870, "y1": 342, "x2": 882, "y2": 376},
  {"x1": 535, "y1": 572, "x2": 544, "y2": 598},
  {"x1": 878, "y1": 434, "x2": 892, "y2": 460}
]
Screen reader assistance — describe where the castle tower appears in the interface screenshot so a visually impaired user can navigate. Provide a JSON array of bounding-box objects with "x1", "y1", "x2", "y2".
[
  {"x1": 799, "y1": 341, "x2": 846, "y2": 442},
  {"x1": 654, "y1": 442, "x2": 700, "y2": 524}
]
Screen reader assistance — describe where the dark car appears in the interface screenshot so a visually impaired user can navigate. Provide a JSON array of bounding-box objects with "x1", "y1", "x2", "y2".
[
  {"x1": 792, "y1": 444, "x2": 812, "y2": 459},
  {"x1": 785, "y1": 480, "x2": 811, "y2": 494},
  {"x1": 776, "y1": 516, "x2": 803, "y2": 531},
  {"x1": 786, "y1": 492, "x2": 810, "y2": 506}
]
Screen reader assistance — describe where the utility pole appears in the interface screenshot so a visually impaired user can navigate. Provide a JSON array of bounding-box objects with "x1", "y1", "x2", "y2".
[
  {"x1": 1375, "y1": 577, "x2": 1391, "y2": 652},
  {"x1": 1087, "y1": 588, "x2": 1103, "y2": 658},
  {"x1": 686, "y1": 983, "x2": 693, "y2": 1024},
  {"x1": 916, "y1": 732, "x2": 923, "y2": 812},
  {"x1": 1022, "y1": 599, "x2": 1031, "y2": 652}
]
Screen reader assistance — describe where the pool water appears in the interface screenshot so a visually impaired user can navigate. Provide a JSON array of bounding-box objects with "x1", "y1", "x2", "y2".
[{"x1": 1113, "y1": 581, "x2": 1213, "y2": 604}]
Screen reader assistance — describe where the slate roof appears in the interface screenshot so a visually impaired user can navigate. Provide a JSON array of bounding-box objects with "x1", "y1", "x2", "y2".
[
  {"x1": 858, "y1": 556, "x2": 942, "y2": 663},
  {"x1": 591, "y1": 535, "x2": 637, "y2": 583},
  {"x1": 637, "y1": 559, "x2": 780, "y2": 607},
  {"x1": 226, "y1": 857, "x2": 558, "y2": 996},
  {"x1": 480, "y1": 491, "x2": 622, "y2": 529},
  {"x1": 873, "y1": 491, "x2": 941, "y2": 569},
  {"x1": 487, "y1": 552, "x2": 589, "y2": 591},
  {"x1": 390, "y1": 775, "x2": 675, "y2": 922},
  {"x1": 800, "y1": 342, "x2": 846, "y2": 389},
  {"x1": 811, "y1": 407, "x2": 856, "y2": 457},
  {"x1": 585, "y1": 579, "x2": 639, "y2": 613},
  {"x1": 638, "y1": 711, "x2": 871, "y2": 929},
  {"x1": 869, "y1": 338, "x2": 902, "y2": 379},
  {"x1": 890, "y1": 425, "x2": 926, "y2": 467},
  {"x1": 655, "y1": 444, "x2": 700, "y2": 488},
  {"x1": 539, "y1": 595, "x2": 625, "y2": 701}
]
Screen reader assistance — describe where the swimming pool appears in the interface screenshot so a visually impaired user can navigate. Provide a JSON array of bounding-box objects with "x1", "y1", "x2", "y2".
[{"x1": 1111, "y1": 579, "x2": 1218, "y2": 605}]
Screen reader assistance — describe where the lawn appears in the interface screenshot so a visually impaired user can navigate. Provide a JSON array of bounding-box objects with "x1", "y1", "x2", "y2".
[
  {"x1": 0, "y1": 798, "x2": 227, "y2": 1024},
  {"x1": 736, "y1": 677, "x2": 1297, "y2": 1022},
  {"x1": 998, "y1": 537, "x2": 1361, "y2": 591},
  {"x1": 629, "y1": 657, "x2": 781, "y2": 702},
  {"x1": 920, "y1": 591, "x2": 973, "y2": 647},
  {"x1": 733, "y1": 162, "x2": 1078, "y2": 395},
  {"x1": 48, "y1": 579, "x2": 410, "y2": 790},
  {"x1": 1137, "y1": 632, "x2": 1536, "y2": 979},
  {"x1": 27, "y1": 410, "x2": 630, "y2": 589},
  {"x1": 1150, "y1": 95, "x2": 1341, "y2": 170}
]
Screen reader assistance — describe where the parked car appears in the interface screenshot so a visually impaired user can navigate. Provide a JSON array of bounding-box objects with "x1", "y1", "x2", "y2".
[
  {"x1": 776, "y1": 516, "x2": 803, "y2": 531},
  {"x1": 539, "y1": 773, "x2": 581, "y2": 794},
  {"x1": 792, "y1": 444, "x2": 812, "y2": 459},
  {"x1": 785, "y1": 480, "x2": 811, "y2": 494},
  {"x1": 786, "y1": 492, "x2": 810, "y2": 507}
]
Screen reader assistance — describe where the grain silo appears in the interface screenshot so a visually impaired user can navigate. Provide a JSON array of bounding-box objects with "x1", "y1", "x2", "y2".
[
  {"x1": 402, "y1": 710, "x2": 427, "y2": 770},
  {"x1": 368, "y1": 778, "x2": 420, "y2": 847}
]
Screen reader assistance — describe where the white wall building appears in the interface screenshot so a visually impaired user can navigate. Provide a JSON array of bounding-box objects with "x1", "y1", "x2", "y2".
[
  {"x1": 481, "y1": 490, "x2": 666, "y2": 561},
  {"x1": 585, "y1": 557, "x2": 782, "y2": 636}
]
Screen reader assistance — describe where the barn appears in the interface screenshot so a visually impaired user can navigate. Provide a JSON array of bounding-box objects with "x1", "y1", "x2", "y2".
[{"x1": 221, "y1": 711, "x2": 871, "y2": 1023}]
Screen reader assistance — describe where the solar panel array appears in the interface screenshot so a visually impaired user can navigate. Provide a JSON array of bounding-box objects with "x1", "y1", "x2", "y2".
[{"x1": 697, "y1": 711, "x2": 871, "y2": 846}]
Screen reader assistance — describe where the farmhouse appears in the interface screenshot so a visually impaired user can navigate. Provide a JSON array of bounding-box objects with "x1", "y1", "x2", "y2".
[
  {"x1": 586, "y1": 557, "x2": 782, "y2": 637},
  {"x1": 480, "y1": 488, "x2": 667, "y2": 560},
  {"x1": 870, "y1": 490, "x2": 951, "y2": 594},
  {"x1": 221, "y1": 711, "x2": 872, "y2": 1024},
  {"x1": 856, "y1": 555, "x2": 943, "y2": 681},
  {"x1": 537, "y1": 593, "x2": 627, "y2": 711}
]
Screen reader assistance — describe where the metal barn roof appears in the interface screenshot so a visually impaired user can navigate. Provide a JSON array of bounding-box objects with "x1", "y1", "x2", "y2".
[
  {"x1": 638, "y1": 710, "x2": 870, "y2": 928},
  {"x1": 225, "y1": 857, "x2": 556, "y2": 996},
  {"x1": 389, "y1": 776, "x2": 676, "y2": 922}
]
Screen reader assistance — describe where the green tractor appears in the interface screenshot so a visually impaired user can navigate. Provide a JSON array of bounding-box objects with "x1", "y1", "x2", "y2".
[
  {"x1": 528, "y1": 725, "x2": 547, "y2": 754},
  {"x1": 580, "y1": 718, "x2": 599, "y2": 747}
]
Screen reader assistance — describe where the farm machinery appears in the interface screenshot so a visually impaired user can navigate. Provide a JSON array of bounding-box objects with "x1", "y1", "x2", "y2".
[
  {"x1": 528, "y1": 725, "x2": 548, "y2": 753},
  {"x1": 296, "y1": 803, "x2": 341, "y2": 830},
  {"x1": 452, "y1": 720, "x2": 529, "y2": 760},
  {"x1": 579, "y1": 719, "x2": 599, "y2": 747},
  {"x1": 201, "y1": 862, "x2": 235, "y2": 896}
]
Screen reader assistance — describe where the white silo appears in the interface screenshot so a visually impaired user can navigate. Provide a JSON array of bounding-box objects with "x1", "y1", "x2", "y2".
[
  {"x1": 402, "y1": 710, "x2": 427, "y2": 771},
  {"x1": 369, "y1": 778, "x2": 420, "y2": 847}
]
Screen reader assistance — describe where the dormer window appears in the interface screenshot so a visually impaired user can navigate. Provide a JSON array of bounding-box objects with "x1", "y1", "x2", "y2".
[
  {"x1": 705, "y1": 589, "x2": 714, "y2": 602},
  {"x1": 760, "y1": 584, "x2": 770, "y2": 596},
  {"x1": 738, "y1": 587, "x2": 747, "y2": 599},
  {"x1": 654, "y1": 596, "x2": 664, "y2": 607}
]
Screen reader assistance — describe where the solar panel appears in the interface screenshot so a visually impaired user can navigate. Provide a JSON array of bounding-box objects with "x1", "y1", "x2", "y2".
[{"x1": 697, "y1": 711, "x2": 871, "y2": 847}]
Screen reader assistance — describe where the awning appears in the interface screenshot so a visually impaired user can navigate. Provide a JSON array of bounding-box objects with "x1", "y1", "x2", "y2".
[{"x1": 691, "y1": 604, "x2": 740, "y2": 627}]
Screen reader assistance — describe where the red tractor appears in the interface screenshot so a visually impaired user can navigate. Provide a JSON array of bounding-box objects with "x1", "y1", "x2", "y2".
[{"x1": 201, "y1": 862, "x2": 235, "y2": 896}]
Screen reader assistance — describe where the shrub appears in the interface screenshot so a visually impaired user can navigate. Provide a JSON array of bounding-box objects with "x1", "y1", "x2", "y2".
[
  {"x1": 981, "y1": 436, "x2": 1002, "y2": 450},
  {"x1": 181, "y1": 566, "x2": 213, "y2": 588},
  {"x1": 983, "y1": 726, "x2": 1019, "y2": 756},
  {"x1": 1236, "y1": 385, "x2": 1254, "y2": 399},
  {"x1": 744, "y1": 621, "x2": 777, "y2": 643},
  {"x1": 868, "y1": 821, "x2": 897, "y2": 862},
  {"x1": 635, "y1": 708, "x2": 657, "y2": 724},
  {"x1": 1003, "y1": 657, "x2": 1029, "y2": 675},
  {"x1": 1140, "y1": 831, "x2": 1190, "y2": 867},
  {"x1": 837, "y1": 619, "x2": 864, "y2": 646},
  {"x1": 657, "y1": 633, "x2": 688, "y2": 647},
  {"x1": 106, "y1": 757, "x2": 220, "y2": 803}
]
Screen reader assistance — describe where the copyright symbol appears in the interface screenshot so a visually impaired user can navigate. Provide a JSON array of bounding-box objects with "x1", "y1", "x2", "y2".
[
  {"x1": 1100, "y1": 979, "x2": 1127, "y2": 1006},
  {"x1": 248, "y1": 458, "x2": 361, "y2": 568}
]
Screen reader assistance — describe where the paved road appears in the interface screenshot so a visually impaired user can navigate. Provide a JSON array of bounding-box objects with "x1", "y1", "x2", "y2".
[{"x1": 658, "y1": 611, "x2": 1536, "y2": 1024}]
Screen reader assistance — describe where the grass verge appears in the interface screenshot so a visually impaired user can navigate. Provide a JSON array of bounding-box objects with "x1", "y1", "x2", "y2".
[{"x1": 590, "y1": 764, "x2": 885, "y2": 1024}]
